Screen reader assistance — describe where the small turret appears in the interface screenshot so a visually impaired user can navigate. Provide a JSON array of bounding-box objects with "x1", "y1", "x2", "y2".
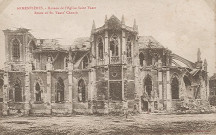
[
  {"x1": 91, "y1": 20, "x2": 96, "y2": 34},
  {"x1": 69, "y1": 47, "x2": 72, "y2": 63},
  {"x1": 121, "y1": 15, "x2": 125, "y2": 25},
  {"x1": 196, "y1": 48, "x2": 202, "y2": 69},
  {"x1": 105, "y1": 15, "x2": 108, "y2": 23},
  {"x1": 133, "y1": 19, "x2": 138, "y2": 32},
  {"x1": 197, "y1": 48, "x2": 201, "y2": 62},
  {"x1": 204, "y1": 59, "x2": 207, "y2": 71}
]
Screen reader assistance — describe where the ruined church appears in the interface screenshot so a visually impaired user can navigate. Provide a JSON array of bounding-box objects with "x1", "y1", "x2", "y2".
[{"x1": 0, "y1": 15, "x2": 209, "y2": 115}]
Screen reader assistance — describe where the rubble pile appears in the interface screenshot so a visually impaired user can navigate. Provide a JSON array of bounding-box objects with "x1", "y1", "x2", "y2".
[{"x1": 177, "y1": 99, "x2": 212, "y2": 114}]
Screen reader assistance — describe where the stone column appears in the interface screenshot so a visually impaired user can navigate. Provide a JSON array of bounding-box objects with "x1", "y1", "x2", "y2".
[
  {"x1": 88, "y1": 68, "x2": 96, "y2": 114},
  {"x1": 68, "y1": 62, "x2": 73, "y2": 113},
  {"x1": 2, "y1": 72, "x2": 9, "y2": 115},
  {"x1": 134, "y1": 66, "x2": 141, "y2": 113},
  {"x1": 24, "y1": 71, "x2": 31, "y2": 115},
  {"x1": 166, "y1": 70, "x2": 172, "y2": 111},
  {"x1": 122, "y1": 31, "x2": 126, "y2": 64},
  {"x1": 104, "y1": 31, "x2": 109, "y2": 65},
  {"x1": 158, "y1": 70, "x2": 163, "y2": 110},
  {"x1": 46, "y1": 61, "x2": 52, "y2": 113}
]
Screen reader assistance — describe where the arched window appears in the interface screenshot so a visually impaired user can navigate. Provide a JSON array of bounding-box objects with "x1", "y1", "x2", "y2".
[
  {"x1": 126, "y1": 38, "x2": 132, "y2": 57},
  {"x1": 171, "y1": 77, "x2": 179, "y2": 99},
  {"x1": 147, "y1": 50, "x2": 153, "y2": 66},
  {"x1": 0, "y1": 79, "x2": 3, "y2": 102},
  {"x1": 98, "y1": 38, "x2": 104, "y2": 59},
  {"x1": 78, "y1": 79, "x2": 86, "y2": 102},
  {"x1": 14, "y1": 80, "x2": 22, "y2": 102},
  {"x1": 82, "y1": 56, "x2": 88, "y2": 69},
  {"x1": 139, "y1": 52, "x2": 144, "y2": 66},
  {"x1": 144, "y1": 75, "x2": 152, "y2": 97},
  {"x1": 35, "y1": 82, "x2": 42, "y2": 101},
  {"x1": 110, "y1": 34, "x2": 119, "y2": 56},
  {"x1": 29, "y1": 40, "x2": 36, "y2": 53},
  {"x1": 56, "y1": 77, "x2": 64, "y2": 103},
  {"x1": 12, "y1": 39, "x2": 20, "y2": 60}
]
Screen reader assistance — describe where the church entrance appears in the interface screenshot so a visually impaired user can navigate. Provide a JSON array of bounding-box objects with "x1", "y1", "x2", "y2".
[{"x1": 141, "y1": 99, "x2": 148, "y2": 112}]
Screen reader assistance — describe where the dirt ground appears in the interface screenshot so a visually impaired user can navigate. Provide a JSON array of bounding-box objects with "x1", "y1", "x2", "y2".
[{"x1": 1, "y1": 113, "x2": 216, "y2": 135}]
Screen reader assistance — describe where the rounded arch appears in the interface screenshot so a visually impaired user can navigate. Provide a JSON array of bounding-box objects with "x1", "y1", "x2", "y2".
[
  {"x1": 144, "y1": 74, "x2": 153, "y2": 97},
  {"x1": 78, "y1": 78, "x2": 86, "y2": 102},
  {"x1": 139, "y1": 52, "x2": 145, "y2": 66},
  {"x1": 56, "y1": 77, "x2": 64, "y2": 102}
]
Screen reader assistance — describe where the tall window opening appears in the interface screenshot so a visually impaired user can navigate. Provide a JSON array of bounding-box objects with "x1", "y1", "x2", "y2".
[
  {"x1": 12, "y1": 39, "x2": 20, "y2": 60},
  {"x1": 35, "y1": 82, "x2": 42, "y2": 101},
  {"x1": 110, "y1": 34, "x2": 119, "y2": 56},
  {"x1": 56, "y1": 77, "x2": 64, "y2": 103},
  {"x1": 82, "y1": 56, "x2": 88, "y2": 69},
  {"x1": 139, "y1": 52, "x2": 144, "y2": 66},
  {"x1": 126, "y1": 38, "x2": 132, "y2": 57},
  {"x1": 171, "y1": 77, "x2": 179, "y2": 99},
  {"x1": 64, "y1": 56, "x2": 69, "y2": 69},
  {"x1": 29, "y1": 40, "x2": 36, "y2": 53},
  {"x1": 0, "y1": 79, "x2": 3, "y2": 102},
  {"x1": 144, "y1": 75, "x2": 152, "y2": 97},
  {"x1": 78, "y1": 79, "x2": 86, "y2": 102},
  {"x1": 98, "y1": 38, "x2": 104, "y2": 59},
  {"x1": 147, "y1": 51, "x2": 153, "y2": 66},
  {"x1": 14, "y1": 80, "x2": 22, "y2": 102}
]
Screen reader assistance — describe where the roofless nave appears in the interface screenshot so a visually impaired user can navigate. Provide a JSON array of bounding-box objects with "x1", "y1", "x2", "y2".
[{"x1": 0, "y1": 15, "x2": 209, "y2": 115}]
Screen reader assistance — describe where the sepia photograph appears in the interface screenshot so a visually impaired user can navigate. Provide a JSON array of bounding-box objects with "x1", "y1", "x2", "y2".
[{"x1": 0, "y1": 0, "x2": 215, "y2": 134}]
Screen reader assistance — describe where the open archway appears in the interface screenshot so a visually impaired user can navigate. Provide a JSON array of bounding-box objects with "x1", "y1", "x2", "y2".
[
  {"x1": 14, "y1": 79, "x2": 22, "y2": 102},
  {"x1": 56, "y1": 77, "x2": 64, "y2": 103},
  {"x1": 171, "y1": 76, "x2": 179, "y2": 99},
  {"x1": 144, "y1": 75, "x2": 152, "y2": 97},
  {"x1": 78, "y1": 79, "x2": 86, "y2": 102}
]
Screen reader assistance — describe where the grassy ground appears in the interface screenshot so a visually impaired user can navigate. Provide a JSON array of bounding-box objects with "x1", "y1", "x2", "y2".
[{"x1": 1, "y1": 113, "x2": 216, "y2": 135}]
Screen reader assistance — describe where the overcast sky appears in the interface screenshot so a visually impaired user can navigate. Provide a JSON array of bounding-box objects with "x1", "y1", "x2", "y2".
[{"x1": 0, "y1": 0, "x2": 215, "y2": 76}]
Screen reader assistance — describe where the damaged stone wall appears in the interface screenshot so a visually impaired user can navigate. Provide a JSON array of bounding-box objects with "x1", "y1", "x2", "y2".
[{"x1": 72, "y1": 70, "x2": 89, "y2": 113}]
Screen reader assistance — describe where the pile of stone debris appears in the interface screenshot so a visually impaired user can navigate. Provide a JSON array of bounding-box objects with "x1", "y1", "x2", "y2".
[{"x1": 176, "y1": 99, "x2": 213, "y2": 114}]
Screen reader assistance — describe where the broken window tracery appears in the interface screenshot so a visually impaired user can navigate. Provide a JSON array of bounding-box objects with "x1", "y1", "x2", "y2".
[
  {"x1": 126, "y1": 38, "x2": 132, "y2": 57},
  {"x1": 56, "y1": 77, "x2": 64, "y2": 103},
  {"x1": 78, "y1": 79, "x2": 86, "y2": 102},
  {"x1": 12, "y1": 39, "x2": 20, "y2": 60},
  {"x1": 98, "y1": 38, "x2": 104, "y2": 59},
  {"x1": 110, "y1": 34, "x2": 119, "y2": 57}
]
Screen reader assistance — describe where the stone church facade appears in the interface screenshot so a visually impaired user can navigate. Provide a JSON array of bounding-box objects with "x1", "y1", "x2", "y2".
[{"x1": 0, "y1": 15, "x2": 209, "y2": 115}]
